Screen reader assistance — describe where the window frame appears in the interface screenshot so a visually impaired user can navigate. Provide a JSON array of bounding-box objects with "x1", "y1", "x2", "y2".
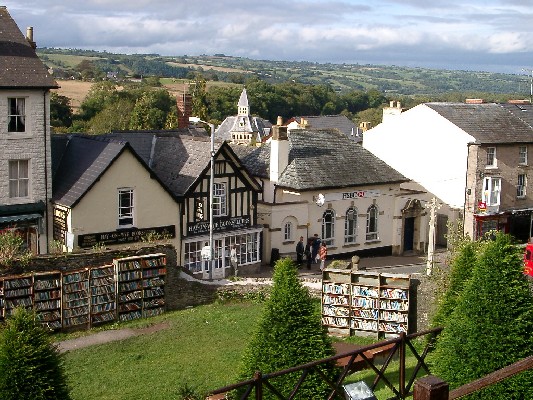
[
  {"x1": 213, "y1": 182, "x2": 227, "y2": 217},
  {"x1": 118, "y1": 188, "x2": 134, "y2": 227},
  {"x1": 486, "y1": 147, "x2": 496, "y2": 168},
  {"x1": 517, "y1": 174, "x2": 526, "y2": 198},
  {"x1": 519, "y1": 146, "x2": 528, "y2": 165},
  {"x1": 366, "y1": 205, "x2": 379, "y2": 241},
  {"x1": 283, "y1": 221, "x2": 292, "y2": 241},
  {"x1": 8, "y1": 159, "x2": 29, "y2": 198},
  {"x1": 321, "y1": 209, "x2": 335, "y2": 246},
  {"x1": 8, "y1": 97, "x2": 26, "y2": 133},
  {"x1": 344, "y1": 207, "x2": 357, "y2": 244},
  {"x1": 482, "y1": 177, "x2": 501, "y2": 206}
]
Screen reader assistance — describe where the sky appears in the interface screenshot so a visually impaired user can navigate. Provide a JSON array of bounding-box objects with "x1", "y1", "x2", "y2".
[{"x1": 4, "y1": 0, "x2": 533, "y2": 75}]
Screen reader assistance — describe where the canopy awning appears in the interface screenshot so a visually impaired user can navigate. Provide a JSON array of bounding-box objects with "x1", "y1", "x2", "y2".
[{"x1": 0, "y1": 213, "x2": 42, "y2": 224}]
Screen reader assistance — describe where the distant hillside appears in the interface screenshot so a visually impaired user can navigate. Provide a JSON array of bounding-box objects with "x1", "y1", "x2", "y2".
[{"x1": 38, "y1": 48, "x2": 527, "y2": 97}]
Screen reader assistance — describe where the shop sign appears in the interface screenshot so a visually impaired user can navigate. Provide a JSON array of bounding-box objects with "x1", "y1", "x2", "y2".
[
  {"x1": 478, "y1": 201, "x2": 487, "y2": 212},
  {"x1": 187, "y1": 215, "x2": 251, "y2": 235},
  {"x1": 78, "y1": 225, "x2": 175, "y2": 248}
]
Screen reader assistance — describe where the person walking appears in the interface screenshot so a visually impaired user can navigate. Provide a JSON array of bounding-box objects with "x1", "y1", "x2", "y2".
[
  {"x1": 311, "y1": 234, "x2": 321, "y2": 264},
  {"x1": 296, "y1": 236, "x2": 305, "y2": 267},
  {"x1": 230, "y1": 244, "x2": 239, "y2": 277},
  {"x1": 319, "y1": 242, "x2": 327, "y2": 271},
  {"x1": 305, "y1": 239, "x2": 313, "y2": 270}
]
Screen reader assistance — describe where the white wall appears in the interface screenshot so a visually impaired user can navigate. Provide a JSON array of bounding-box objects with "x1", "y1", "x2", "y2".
[{"x1": 363, "y1": 104, "x2": 475, "y2": 209}]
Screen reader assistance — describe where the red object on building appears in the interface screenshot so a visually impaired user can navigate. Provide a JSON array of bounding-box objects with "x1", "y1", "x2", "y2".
[
  {"x1": 176, "y1": 93, "x2": 192, "y2": 129},
  {"x1": 524, "y1": 243, "x2": 533, "y2": 277}
]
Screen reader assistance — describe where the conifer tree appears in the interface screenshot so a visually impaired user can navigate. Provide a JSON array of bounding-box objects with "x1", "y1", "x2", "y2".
[
  {"x1": 0, "y1": 307, "x2": 71, "y2": 400},
  {"x1": 431, "y1": 233, "x2": 533, "y2": 398},
  {"x1": 238, "y1": 258, "x2": 337, "y2": 399}
]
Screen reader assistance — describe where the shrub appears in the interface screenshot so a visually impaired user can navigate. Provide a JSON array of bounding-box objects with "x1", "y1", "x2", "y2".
[
  {"x1": 0, "y1": 230, "x2": 32, "y2": 269},
  {"x1": 431, "y1": 233, "x2": 533, "y2": 398},
  {"x1": 238, "y1": 257, "x2": 337, "y2": 399},
  {"x1": 0, "y1": 307, "x2": 71, "y2": 399}
]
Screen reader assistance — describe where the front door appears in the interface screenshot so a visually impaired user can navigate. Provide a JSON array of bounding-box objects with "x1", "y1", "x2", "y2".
[
  {"x1": 403, "y1": 217, "x2": 414, "y2": 252},
  {"x1": 211, "y1": 239, "x2": 226, "y2": 279}
]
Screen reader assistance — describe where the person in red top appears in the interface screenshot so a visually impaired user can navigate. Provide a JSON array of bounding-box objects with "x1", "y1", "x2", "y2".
[{"x1": 319, "y1": 242, "x2": 327, "y2": 271}]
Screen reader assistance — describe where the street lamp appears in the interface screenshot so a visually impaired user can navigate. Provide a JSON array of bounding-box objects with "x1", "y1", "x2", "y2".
[
  {"x1": 521, "y1": 69, "x2": 533, "y2": 104},
  {"x1": 189, "y1": 116, "x2": 215, "y2": 279}
]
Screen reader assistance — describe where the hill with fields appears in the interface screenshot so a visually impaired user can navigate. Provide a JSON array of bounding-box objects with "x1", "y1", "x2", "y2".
[{"x1": 38, "y1": 48, "x2": 527, "y2": 98}]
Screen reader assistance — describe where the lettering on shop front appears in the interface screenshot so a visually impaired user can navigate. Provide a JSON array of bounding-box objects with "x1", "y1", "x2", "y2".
[
  {"x1": 187, "y1": 216, "x2": 251, "y2": 235},
  {"x1": 78, "y1": 225, "x2": 175, "y2": 248}
]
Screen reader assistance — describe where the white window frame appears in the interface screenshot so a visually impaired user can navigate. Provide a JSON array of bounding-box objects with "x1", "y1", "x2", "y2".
[
  {"x1": 8, "y1": 97, "x2": 26, "y2": 133},
  {"x1": 8, "y1": 159, "x2": 29, "y2": 198},
  {"x1": 283, "y1": 221, "x2": 292, "y2": 241},
  {"x1": 366, "y1": 205, "x2": 379, "y2": 241},
  {"x1": 517, "y1": 174, "x2": 526, "y2": 198},
  {"x1": 213, "y1": 183, "x2": 227, "y2": 217},
  {"x1": 519, "y1": 146, "x2": 528, "y2": 165},
  {"x1": 118, "y1": 188, "x2": 134, "y2": 227},
  {"x1": 322, "y1": 209, "x2": 335, "y2": 246},
  {"x1": 486, "y1": 147, "x2": 496, "y2": 168},
  {"x1": 482, "y1": 177, "x2": 501, "y2": 206},
  {"x1": 344, "y1": 207, "x2": 357, "y2": 244}
]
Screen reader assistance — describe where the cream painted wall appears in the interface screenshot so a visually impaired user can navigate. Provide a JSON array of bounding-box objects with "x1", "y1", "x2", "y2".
[
  {"x1": 363, "y1": 104, "x2": 476, "y2": 209},
  {"x1": 68, "y1": 150, "x2": 180, "y2": 250}
]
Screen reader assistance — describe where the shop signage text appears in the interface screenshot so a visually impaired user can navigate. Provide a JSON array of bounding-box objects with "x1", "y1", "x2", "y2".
[
  {"x1": 78, "y1": 225, "x2": 175, "y2": 248},
  {"x1": 188, "y1": 215, "x2": 251, "y2": 235}
]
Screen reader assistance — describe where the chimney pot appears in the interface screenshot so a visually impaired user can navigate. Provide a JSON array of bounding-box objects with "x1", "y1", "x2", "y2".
[
  {"x1": 277, "y1": 116, "x2": 283, "y2": 126},
  {"x1": 26, "y1": 26, "x2": 36, "y2": 49}
]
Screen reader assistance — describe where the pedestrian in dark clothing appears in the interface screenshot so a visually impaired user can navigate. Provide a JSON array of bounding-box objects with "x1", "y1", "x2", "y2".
[
  {"x1": 305, "y1": 239, "x2": 313, "y2": 270},
  {"x1": 311, "y1": 234, "x2": 321, "y2": 264},
  {"x1": 296, "y1": 236, "x2": 305, "y2": 266}
]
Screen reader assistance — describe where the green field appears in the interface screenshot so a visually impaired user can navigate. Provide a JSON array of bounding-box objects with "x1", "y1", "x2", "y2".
[{"x1": 58, "y1": 300, "x2": 429, "y2": 400}]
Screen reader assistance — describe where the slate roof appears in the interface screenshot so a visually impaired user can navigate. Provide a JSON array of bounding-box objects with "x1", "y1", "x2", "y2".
[
  {"x1": 52, "y1": 136, "x2": 130, "y2": 207},
  {"x1": 215, "y1": 115, "x2": 272, "y2": 141},
  {"x1": 425, "y1": 103, "x2": 533, "y2": 144},
  {"x1": 0, "y1": 7, "x2": 58, "y2": 89},
  {"x1": 291, "y1": 115, "x2": 361, "y2": 142},
  {"x1": 233, "y1": 129, "x2": 408, "y2": 191},
  {"x1": 499, "y1": 103, "x2": 533, "y2": 130}
]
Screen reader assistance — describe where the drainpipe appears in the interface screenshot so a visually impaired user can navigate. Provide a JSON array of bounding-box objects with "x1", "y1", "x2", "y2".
[{"x1": 43, "y1": 90, "x2": 49, "y2": 254}]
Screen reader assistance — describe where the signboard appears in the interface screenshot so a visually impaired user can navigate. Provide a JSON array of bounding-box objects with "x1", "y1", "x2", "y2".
[
  {"x1": 52, "y1": 207, "x2": 68, "y2": 241},
  {"x1": 315, "y1": 190, "x2": 381, "y2": 203},
  {"x1": 78, "y1": 225, "x2": 175, "y2": 248},
  {"x1": 187, "y1": 215, "x2": 251, "y2": 235},
  {"x1": 478, "y1": 201, "x2": 487, "y2": 212}
]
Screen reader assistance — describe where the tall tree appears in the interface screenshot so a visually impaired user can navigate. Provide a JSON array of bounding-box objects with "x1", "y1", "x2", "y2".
[
  {"x1": 238, "y1": 258, "x2": 337, "y2": 399},
  {"x1": 50, "y1": 92, "x2": 73, "y2": 129},
  {"x1": 431, "y1": 233, "x2": 533, "y2": 398},
  {"x1": 0, "y1": 307, "x2": 71, "y2": 399}
]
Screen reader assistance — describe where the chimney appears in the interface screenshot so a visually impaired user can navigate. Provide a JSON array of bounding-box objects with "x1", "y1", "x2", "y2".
[
  {"x1": 176, "y1": 93, "x2": 192, "y2": 128},
  {"x1": 270, "y1": 126, "x2": 289, "y2": 183},
  {"x1": 465, "y1": 99, "x2": 485, "y2": 104},
  {"x1": 359, "y1": 121, "x2": 372, "y2": 132},
  {"x1": 277, "y1": 116, "x2": 283, "y2": 126},
  {"x1": 26, "y1": 27, "x2": 36, "y2": 49}
]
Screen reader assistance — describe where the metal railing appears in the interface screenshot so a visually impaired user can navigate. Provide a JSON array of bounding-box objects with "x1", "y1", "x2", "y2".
[{"x1": 208, "y1": 327, "x2": 443, "y2": 400}]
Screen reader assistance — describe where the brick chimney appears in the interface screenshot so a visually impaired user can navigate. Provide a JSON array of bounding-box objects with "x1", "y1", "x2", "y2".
[
  {"x1": 270, "y1": 125, "x2": 289, "y2": 183},
  {"x1": 176, "y1": 93, "x2": 192, "y2": 128},
  {"x1": 26, "y1": 26, "x2": 36, "y2": 49}
]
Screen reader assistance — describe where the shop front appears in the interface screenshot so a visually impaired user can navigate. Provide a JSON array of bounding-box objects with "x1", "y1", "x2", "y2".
[{"x1": 0, "y1": 202, "x2": 45, "y2": 255}]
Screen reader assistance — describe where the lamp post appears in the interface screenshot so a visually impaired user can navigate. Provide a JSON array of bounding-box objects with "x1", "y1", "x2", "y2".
[
  {"x1": 522, "y1": 69, "x2": 533, "y2": 104},
  {"x1": 189, "y1": 116, "x2": 215, "y2": 279}
]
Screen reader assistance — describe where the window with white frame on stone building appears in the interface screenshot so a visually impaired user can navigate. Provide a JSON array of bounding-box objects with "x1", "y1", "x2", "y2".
[
  {"x1": 519, "y1": 146, "x2": 528, "y2": 165},
  {"x1": 486, "y1": 147, "x2": 497, "y2": 168},
  {"x1": 8, "y1": 98, "x2": 26, "y2": 132},
  {"x1": 482, "y1": 177, "x2": 501, "y2": 206},
  {"x1": 213, "y1": 183, "x2": 227, "y2": 216},
  {"x1": 322, "y1": 209, "x2": 335, "y2": 246},
  {"x1": 8, "y1": 159, "x2": 29, "y2": 198},
  {"x1": 517, "y1": 174, "x2": 526, "y2": 198},
  {"x1": 366, "y1": 205, "x2": 378, "y2": 241},
  {"x1": 283, "y1": 221, "x2": 292, "y2": 241},
  {"x1": 344, "y1": 207, "x2": 357, "y2": 243},
  {"x1": 118, "y1": 188, "x2": 134, "y2": 226}
]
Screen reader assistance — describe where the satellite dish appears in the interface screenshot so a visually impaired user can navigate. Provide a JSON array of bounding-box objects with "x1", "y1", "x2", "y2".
[{"x1": 316, "y1": 193, "x2": 325, "y2": 207}]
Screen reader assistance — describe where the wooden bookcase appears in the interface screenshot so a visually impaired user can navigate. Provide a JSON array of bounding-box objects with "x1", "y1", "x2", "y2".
[
  {"x1": 321, "y1": 269, "x2": 411, "y2": 338},
  {"x1": 89, "y1": 265, "x2": 117, "y2": 326},
  {"x1": 62, "y1": 269, "x2": 90, "y2": 329},
  {"x1": 140, "y1": 254, "x2": 166, "y2": 318},
  {"x1": 33, "y1": 272, "x2": 62, "y2": 330},
  {"x1": 4, "y1": 274, "x2": 33, "y2": 318}
]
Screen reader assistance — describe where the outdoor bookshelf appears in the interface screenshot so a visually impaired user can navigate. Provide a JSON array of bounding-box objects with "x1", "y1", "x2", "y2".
[
  {"x1": 34, "y1": 271, "x2": 62, "y2": 330},
  {"x1": 140, "y1": 254, "x2": 166, "y2": 318},
  {"x1": 4, "y1": 274, "x2": 34, "y2": 318},
  {"x1": 321, "y1": 269, "x2": 411, "y2": 338},
  {"x1": 62, "y1": 269, "x2": 90, "y2": 329},
  {"x1": 89, "y1": 265, "x2": 116, "y2": 326}
]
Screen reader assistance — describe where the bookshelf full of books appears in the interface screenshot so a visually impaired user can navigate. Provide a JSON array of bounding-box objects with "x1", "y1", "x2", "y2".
[
  {"x1": 321, "y1": 270, "x2": 410, "y2": 338},
  {"x1": 89, "y1": 265, "x2": 116, "y2": 326},
  {"x1": 4, "y1": 274, "x2": 34, "y2": 318},
  {"x1": 33, "y1": 272, "x2": 62, "y2": 330},
  {"x1": 62, "y1": 269, "x2": 90, "y2": 329}
]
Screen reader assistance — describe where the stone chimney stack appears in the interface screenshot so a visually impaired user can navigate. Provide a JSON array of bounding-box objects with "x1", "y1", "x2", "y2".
[
  {"x1": 277, "y1": 116, "x2": 283, "y2": 126},
  {"x1": 382, "y1": 101, "x2": 404, "y2": 123},
  {"x1": 270, "y1": 125, "x2": 289, "y2": 183},
  {"x1": 26, "y1": 26, "x2": 36, "y2": 49},
  {"x1": 176, "y1": 93, "x2": 192, "y2": 128}
]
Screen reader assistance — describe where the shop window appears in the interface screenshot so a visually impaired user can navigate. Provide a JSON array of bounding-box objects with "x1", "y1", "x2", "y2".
[
  {"x1": 8, "y1": 160, "x2": 29, "y2": 198},
  {"x1": 322, "y1": 209, "x2": 335, "y2": 246},
  {"x1": 345, "y1": 207, "x2": 357, "y2": 244},
  {"x1": 482, "y1": 177, "x2": 501, "y2": 206},
  {"x1": 118, "y1": 188, "x2": 134, "y2": 226},
  {"x1": 213, "y1": 183, "x2": 227, "y2": 217},
  {"x1": 366, "y1": 205, "x2": 378, "y2": 241},
  {"x1": 517, "y1": 174, "x2": 526, "y2": 198},
  {"x1": 8, "y1": 98, "x2": 25, "y2": 132}
]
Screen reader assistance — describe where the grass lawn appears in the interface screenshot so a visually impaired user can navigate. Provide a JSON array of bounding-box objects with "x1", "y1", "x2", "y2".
[{"x1": 58, "y1": 300, "x2": 428, "y2": 400}]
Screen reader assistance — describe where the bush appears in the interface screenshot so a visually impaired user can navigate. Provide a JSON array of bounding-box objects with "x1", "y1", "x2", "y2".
[
  {"x1": 0, "y1": 307, "x2": 71, "y2": 399},
  {"x1": 431, "y1": 233, "x2": 533, "y2": 399},
  {"x1": 0, "y1": 230, "x2": 32, "y2": 269},
  {"x1": 238, "y1": 257, "x2": 337, "y2": 399}
]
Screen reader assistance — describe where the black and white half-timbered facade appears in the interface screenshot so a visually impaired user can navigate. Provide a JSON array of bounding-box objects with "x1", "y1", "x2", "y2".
[{"x1": 104, "y1": 131, "x2": 263, "y2": 279}]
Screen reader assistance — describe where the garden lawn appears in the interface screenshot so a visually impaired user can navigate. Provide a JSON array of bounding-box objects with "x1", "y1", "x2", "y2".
[{"x1": 61, "y1": 302, "x2": 262, "y2": 400}]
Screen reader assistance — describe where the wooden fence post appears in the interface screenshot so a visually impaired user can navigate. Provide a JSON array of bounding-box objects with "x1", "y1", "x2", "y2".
[{"x1": 413, "y1": 375, "x2": 449, "y2": 400}]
